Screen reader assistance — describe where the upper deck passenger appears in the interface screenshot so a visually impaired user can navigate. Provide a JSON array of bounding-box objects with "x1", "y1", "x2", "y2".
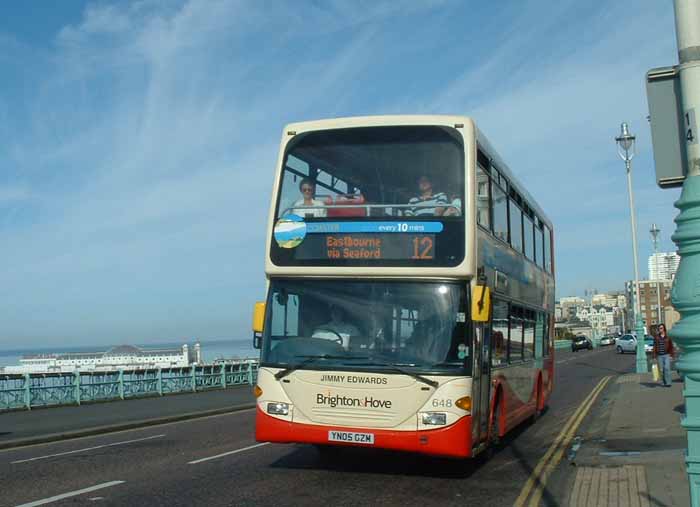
[
  {"x1": 291, "y1": 177, "x2": 327, "y2": 218},
  {"x1": 405, "y1": 175, "x2": 449, "y2": 217}
]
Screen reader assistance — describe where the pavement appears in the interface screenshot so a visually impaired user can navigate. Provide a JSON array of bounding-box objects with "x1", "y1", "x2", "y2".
[
  {"x1": 0, "y1": 386, "x2": 255, "y2": 449},
  {"x1": 555, "y1": 367, "x2": 689, "y2": 506}
]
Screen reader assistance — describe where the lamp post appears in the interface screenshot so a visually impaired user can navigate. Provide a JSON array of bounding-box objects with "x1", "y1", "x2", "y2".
[
  {"x1": 616, "y1": 122, "x2": 648, "y2": 373},
  {"x1": 669, "y1": 1, "x2": 700, "y2": 501},
  {"x1": 650, "y1": 223, "x2": 664, "y2": 328}
]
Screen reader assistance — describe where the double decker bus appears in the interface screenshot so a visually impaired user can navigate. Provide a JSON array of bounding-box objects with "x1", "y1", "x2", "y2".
[{"x1": 252, "y1": 115, "x2": 555, "y2": 458}]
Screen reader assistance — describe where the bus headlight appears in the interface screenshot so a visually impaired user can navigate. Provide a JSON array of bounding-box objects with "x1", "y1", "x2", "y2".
[
  {"x1": 421, "y1": 412, "x2": 447, "y2": 426},
  {"x1": 267, "y1": 402, "x2": 290, "y2": 416}
]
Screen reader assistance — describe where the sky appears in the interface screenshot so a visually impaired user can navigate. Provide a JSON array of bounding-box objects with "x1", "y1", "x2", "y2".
[{"x1": 0, "y1": 0, "x2": 682, "y2": 348}]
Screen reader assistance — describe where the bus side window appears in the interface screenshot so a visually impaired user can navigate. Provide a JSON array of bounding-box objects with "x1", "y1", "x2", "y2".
[
  {"x1": 476, "y1": 165, "x2": 491, "y2": 230},
  {"x1": 523, "y1": 310, "x2": 535, "y2": 360},
  {"x1": 535, "y1": 312, "x2": 544, "y2": 359},
  {"x1": 491, "y1": 299, "x2": 508, "y2": 367},
  {"x1": 509, "y1": 306, "x2": 524, "y2": 362},
  {"x1": 543, "y1": 314, "x2": 551, "y2": 357},
  {"x1": 509, "y1": 200, "x2": 523, "y2": 253},
  {"x1": 544, "y1": 225, "x2": 553, "y2": 273},
  {"x1": 492, "y1": 183, "x2": 508, "y2": 242}
]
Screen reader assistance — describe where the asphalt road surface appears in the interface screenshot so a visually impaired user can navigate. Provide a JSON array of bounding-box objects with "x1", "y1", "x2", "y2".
[{"x1": 0, "y1": 346, "x2": 634, "y2": 507}]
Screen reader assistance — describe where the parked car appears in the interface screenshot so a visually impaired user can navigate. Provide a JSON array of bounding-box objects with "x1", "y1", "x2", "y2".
[
  {"x1": 616, "y1": 334, "x2": 654, "y2": 354},
  {"x1": 644, "y1": 335, "x2": 654, "y2": 353},
  {"x1": 600, "y1": 335, "x2": 615, "y2": 346},
  {"x1": 572, "y1": 335, "x2": 592, "y2": 352}
]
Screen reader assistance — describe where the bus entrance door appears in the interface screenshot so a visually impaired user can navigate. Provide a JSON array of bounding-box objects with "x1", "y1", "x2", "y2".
[{"x1": 474, "y1": 324, "x2": 492, "y2": 444}]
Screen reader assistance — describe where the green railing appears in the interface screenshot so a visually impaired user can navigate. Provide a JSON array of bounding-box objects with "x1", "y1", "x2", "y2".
[{"x1": 0, "y1": 361, "x2": 258, "y2": 411}]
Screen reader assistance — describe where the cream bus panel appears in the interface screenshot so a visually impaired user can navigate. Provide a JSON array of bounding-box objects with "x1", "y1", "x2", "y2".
[
  {"x1": 264, "y1": 115, "x2": 477, "y2": 279},
  {"x1": 257, "y1": 367, "x2": 472, "y2": 431}
]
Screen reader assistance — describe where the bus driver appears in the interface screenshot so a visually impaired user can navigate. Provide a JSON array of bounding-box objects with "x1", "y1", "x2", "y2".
[{"x1": 312, "y1": 305, "x2": 361, "y2": 349}]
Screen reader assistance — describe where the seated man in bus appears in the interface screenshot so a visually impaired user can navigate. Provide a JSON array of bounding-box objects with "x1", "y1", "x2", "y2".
[
  {"x1": 312, "y1": 305, "x2": 360, "y2": 349},
  {"x1": 443, "y1": 194, "x2": 462, "y2": 216},
  {"x1": 405, "y1": 175, "x2": 449, "y2": 216},
  {"x1": 291, "y1": 177, "x2": 327, "y2": 218}
]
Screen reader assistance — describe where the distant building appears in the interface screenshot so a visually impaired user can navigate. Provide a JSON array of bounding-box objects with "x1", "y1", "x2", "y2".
[
  {"x1": 2, "y1": 342, "x2": 202, "y2": 374},
  {"x1": 648, "y1": 252, "x2": 680, "y2": 281},
  {"x1": 625, "y1": 280, "x2": 673, "y2": 331},
  {"x1": 577, "y1": 305, "x2": 622, "y2": 336},
  {"x1": 664, "y1": 305, "x2": 681, "y2": 331},
  {"x1": 557, "y1": 296, "x2": 586, "y2": 322},
  {"x1": 591, "y1": 292, "x2": 626, "y2": 309}
]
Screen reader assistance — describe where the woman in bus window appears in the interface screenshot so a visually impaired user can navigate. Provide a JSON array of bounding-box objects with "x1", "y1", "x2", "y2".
[
  {"x1": 405, "y1": 175, "x2": 448, "y2": 216},
  {"x1": 291, "y1": 177, "x2": 327, "y2": 218}
]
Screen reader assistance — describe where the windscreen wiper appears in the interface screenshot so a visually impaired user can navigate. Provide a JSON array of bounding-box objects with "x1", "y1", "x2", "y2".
[
  {"x1": 274, "y1": 355, "x2": 368, "y2": 381},
  {"x1": 352, "y1": 361, "x2": 439, "y2": 389}
]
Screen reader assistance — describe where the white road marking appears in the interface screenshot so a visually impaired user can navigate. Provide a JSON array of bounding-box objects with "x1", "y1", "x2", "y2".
[
  {"x1": 0, "y1": 408, "x2": 256, "y2": 456},
  {"x1": 11, "y1": 434, "x2": 166, "y2": 464},
  {"x1": 188, "y1": 442, "x2": 270, "y2": 464},
  {"x1": 14, "y1": 480, "x2": 125, "y2": 507},
  {"x1": 556, "y1": 348, "x2": 610, "y2": 365}
]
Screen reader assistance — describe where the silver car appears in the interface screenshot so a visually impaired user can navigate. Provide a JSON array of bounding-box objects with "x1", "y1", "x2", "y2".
[
  {"x1": 599, "y1": 335, "x2": 615, "y2": 346},
  {"x1": 616, "y1": 334, "x2": 654, "y2": 354}
]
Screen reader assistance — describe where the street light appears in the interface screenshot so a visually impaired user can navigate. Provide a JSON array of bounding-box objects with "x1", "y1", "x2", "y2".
[
  {"x1": 616, "y1": 122, "x2": 647, "y2": 373},
  {"x1": 650, "y1": 223, "x2": 664, "y2": 328}
]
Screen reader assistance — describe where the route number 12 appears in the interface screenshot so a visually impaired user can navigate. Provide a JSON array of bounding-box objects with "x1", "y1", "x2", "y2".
[{"x1": 412, "y1": 236, "x2": 434, "y2": 259}]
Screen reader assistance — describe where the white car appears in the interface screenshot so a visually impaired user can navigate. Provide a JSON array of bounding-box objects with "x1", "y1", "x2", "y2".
[
  {"x1": 599, "y1": 335, "x2": 615, "y2": 346},
  {"x1": 616, "y1": 334, "x2": 654, "y2": 354}
]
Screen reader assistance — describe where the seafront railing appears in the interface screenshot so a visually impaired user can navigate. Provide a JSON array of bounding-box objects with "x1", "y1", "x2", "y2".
[{"x1": 0, "y1": 361, "x2": 259, "y2": 411}]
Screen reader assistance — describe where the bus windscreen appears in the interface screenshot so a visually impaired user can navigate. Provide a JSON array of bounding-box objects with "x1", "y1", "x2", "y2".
[{"x1": 270, "y1": 125, "x2": 465, "y2": 267}]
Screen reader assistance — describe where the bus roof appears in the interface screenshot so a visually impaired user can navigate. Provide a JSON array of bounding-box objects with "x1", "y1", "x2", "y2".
[{"x1": 282, "y1": 115, "x2": 553, "y2": 230}]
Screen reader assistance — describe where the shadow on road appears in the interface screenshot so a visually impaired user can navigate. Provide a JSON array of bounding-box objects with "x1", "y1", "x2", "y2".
[{"x1": 268, "y1": 417, "x2": 536, "y2": 480}]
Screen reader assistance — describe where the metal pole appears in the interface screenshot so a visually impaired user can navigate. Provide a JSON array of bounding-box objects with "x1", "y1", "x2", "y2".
[
  {"x1": 626, "y1": 159, "x2": 643, "y2": 317},
  {"x1": 650, "y1": 224, "x2": 664, "y2": 327},
  {"x1": 622, "y1": 150, "x2": 648, "y2": 373},
  {"x1": 24, "y1": 373, "x2": 31, "y2": 410},
  {"x1": 74, "y1": 372, "x2": 81, "y2": 406},
  {"x1": 671, "y1": 1, "x2": 700, "y2": 504},
  {"x1": 118, "y1": 370, "x2": 124, "y2": 400}
]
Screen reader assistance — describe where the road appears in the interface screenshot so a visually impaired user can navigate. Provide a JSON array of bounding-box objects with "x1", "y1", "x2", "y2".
[
  {"x1": 0, "y1": 386, "x2": 254, "y2": 447},
  {"x1": 0, "y1": 346, "x2": 633, "y2": 507}
]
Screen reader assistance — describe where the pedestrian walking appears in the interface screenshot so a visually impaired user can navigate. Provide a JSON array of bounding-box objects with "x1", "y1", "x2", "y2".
[{"x1": 653, "y1": 324, "x2": 675, "y2": 387}]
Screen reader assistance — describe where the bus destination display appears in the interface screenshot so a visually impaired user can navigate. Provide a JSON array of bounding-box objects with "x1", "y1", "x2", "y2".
[
  {"x1": 271, "y1": 217, "x2": 463, "y2": 266},
  {"x1": 302, "y1": 233, "x2": 435, "y2": 261}
]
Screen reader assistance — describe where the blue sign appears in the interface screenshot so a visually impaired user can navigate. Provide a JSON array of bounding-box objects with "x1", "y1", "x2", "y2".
[{"x1": 306, "y1": 222, "x2": 443, "y2": 234}]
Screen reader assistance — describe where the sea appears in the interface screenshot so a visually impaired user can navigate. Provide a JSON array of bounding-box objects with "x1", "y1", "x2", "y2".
[{"x1": 0, "y1": 339, "x2": 258, "y2": 369}]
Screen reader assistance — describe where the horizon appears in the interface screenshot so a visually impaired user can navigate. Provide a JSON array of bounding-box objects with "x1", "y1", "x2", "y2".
[{"x1": 0, "y1": 337, "x2": 252, "y2": 355}]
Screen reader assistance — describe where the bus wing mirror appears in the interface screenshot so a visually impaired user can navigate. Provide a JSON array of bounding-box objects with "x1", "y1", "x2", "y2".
[
  {"x1": 252, "y1": 301, "x2": 265, "y2": 348},
  {"x1": 471, "y1": 286, "x2": 491, "y2": 322}
]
